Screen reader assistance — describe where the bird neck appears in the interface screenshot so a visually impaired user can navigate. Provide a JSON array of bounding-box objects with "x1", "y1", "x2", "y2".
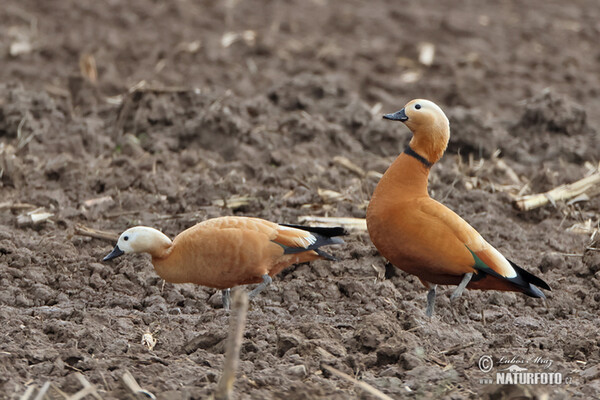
[
  {"x1": 142, "y1": 229, "x2": 172, "y2": 259},
  {"x1": 403, "y1": 146, "x2": 433, "y2": 169},
  {"x1": 149, "y1": 244, "x2": 171, "y2": 259},
  {"x1": 408, "y1": 123, "x2": 449, "y2": 165},
  {"x1": 373, "y1": 151, "x2": 431, "y2": 200},
  {"x1": 151, "y1": 243, "x2": 190, "y2": 284}
]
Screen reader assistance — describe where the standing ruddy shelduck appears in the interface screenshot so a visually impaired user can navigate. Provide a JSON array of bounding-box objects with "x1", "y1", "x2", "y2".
[
  {"x1": 103, "y1": 216, "x2": 346, "y2": 309},
  {"x1": 366, "y1": 99, "x2": 550, "y2": 316}
]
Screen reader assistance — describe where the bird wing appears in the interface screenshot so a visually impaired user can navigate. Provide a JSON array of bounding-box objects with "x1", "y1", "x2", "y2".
[
  {"x1": 418, "y1": 198, "x2": 517, "y2": 279},
  {"x1": 167, "y1": 217, "x2": 330, "y2": 288},
  {"x1": 196, "y1": 216, "x2": 317, "y2": 249}
]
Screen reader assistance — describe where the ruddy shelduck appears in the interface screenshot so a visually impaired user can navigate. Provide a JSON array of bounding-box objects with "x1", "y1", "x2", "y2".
[
  {"x1": 366, "y1": 99, "x2": 550, "y2": 316},
  {"x1": 103, "y1": 216, "x2": 346, "y2": 309}
]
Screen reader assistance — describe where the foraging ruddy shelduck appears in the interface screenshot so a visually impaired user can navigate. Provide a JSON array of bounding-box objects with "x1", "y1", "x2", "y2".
[
  {"x1": 366, "y1": 99, "x2": 550, "y2": 316},
  {"x1": 103, "y1": 216, "x2": 346, "y2": 309}
]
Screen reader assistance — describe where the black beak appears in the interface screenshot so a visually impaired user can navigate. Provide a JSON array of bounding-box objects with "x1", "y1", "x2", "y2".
[
  {"x1": 383, "y1": 108, "x2": 408, "y2": 122},
  {"x1": 103, "y1": 245, "x2": 124, "y2": 261}
]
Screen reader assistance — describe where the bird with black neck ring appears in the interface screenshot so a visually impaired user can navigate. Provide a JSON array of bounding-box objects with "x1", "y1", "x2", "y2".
[{"x1": 366, "y1": 99, "x2": 550, "y2": 317}]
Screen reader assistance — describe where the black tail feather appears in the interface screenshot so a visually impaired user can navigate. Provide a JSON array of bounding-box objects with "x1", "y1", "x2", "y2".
[
  {"x1": 472, "y1": 258, "x2": 550, "y2": 298},
  {"x1": 278, "y1": 224, "x2": 345, "y2": 256},
  {"x1": 280, "y1": 223, "x2": 348, "y2": 238},
  {"x1": 315, "y1": 249, "x2": 337, "y2": 261},
  {"x1": 523, "y1": 284, "x2": 546, "y2": 299},
  {"x1": 508, "y1": 259, "x2": 551, "y2": 291}
]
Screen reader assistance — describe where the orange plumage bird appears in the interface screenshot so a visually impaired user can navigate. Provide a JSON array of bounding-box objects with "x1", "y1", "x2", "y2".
[
  {"x1": 366, "y1": 99, "x2": 550, "y2": 316},
  {"x1": 103, "y1": 216, "x2": 345, "y2": 309}
]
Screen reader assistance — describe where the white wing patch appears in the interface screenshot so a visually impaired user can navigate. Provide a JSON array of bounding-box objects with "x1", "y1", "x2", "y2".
[
  {"x1": 467, "y1": 234, "x2": 517, "y2": 278},
  {"x1": 277, "y1": 226, "x2": 317, "y2": 248},
  {"x1": 487, "y1": 245, "x2": 517, "y2": 278}
]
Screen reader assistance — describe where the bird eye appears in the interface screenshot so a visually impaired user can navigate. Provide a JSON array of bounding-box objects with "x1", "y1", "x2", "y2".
[
  {"x1": 415, "y1": 104, "x2": 422, "y2": 110},
  {"x1": 124, "y1": 236, "x2": 129, "y2": 241}
]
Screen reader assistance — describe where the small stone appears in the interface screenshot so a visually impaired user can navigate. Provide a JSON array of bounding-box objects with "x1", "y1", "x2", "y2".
[
  {"x1": 581, "y1": 364, "x2": 600, "y2": 380},
  {"x1": 315, "y1": 346, "x2": 336, "y2": 362},
  {"x1": 183, "y1": 331, "x2": 227, "y2": 354},
  {"x1": 288, "y1": 365, "x2": 307, "y2": 377},
  {"x1": 400, "y1": 352, "x2": 421, "y2": 371},
  {"x1": 513, "y1": 316, "x2": 541, "y2": 329},
  {"x1": 208, "y1": 292, "x2": 224, "y2": 308}
]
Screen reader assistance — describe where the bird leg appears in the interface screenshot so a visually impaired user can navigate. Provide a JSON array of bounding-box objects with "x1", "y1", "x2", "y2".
[
  {"x1": 425, "y1": 284, "x2": 437, "y2": 317},
  {"x1": 222, "y1": 288, "x2": 231, "y2": 310},
  {"x1": 248, "y1": 274, "x2": 272, "y2": 299},
  {"x1": 450, "y1": 272, "x2": 473, "y2": 301}
]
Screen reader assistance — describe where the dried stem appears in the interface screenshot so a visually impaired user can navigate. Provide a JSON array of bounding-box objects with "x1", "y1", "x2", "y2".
[
  {"x1": 514, "y1": 172, "x2": 600, "y2": 211},
  {"x1": 322, "y1": 364, "x2": 394, "y2": 400},
  {"x1": 0, "y1": 201, "x2": 37, "y2": 210},
  {"x1": 333, "y1": 156, "x2": 365, "y2": 177},
  {"x1": 438, "y1": 341, "x2": 476, "y2": 355},
  {"x1": 74, "y1": 224, "x2": 119, "y2": 242},
  {"x1": 71, "y1": 372, "x2": 102, "y2": 400},
  {"x1": 120, "y1": 370, "x2": 155, "y2": 399},
  {"x1": 214, "y1": 290, "x2": 249, "y2": 400}
]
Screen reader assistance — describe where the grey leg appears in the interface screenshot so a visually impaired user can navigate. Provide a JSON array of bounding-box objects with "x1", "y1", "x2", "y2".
[
  {"x1": 222, "y1": 288, "x2": 231, "y2": 310},
  {"x1": 248, "y1": 274, "x2": 272, "y2": 299},
  {"x1": 450, "y1": 273, "x2": 473, "y2": 301},
  {"x1": 425, "y1": 284, "x2": 437, "y2": 317}
]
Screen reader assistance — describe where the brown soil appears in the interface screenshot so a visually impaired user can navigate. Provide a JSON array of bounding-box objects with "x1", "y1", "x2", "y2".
[{"x1": 1, "y1": 1, "x2": 600, "y2": 399}]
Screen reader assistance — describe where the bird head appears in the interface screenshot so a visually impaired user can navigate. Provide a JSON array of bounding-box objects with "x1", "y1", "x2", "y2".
[
  {"x1": 383, "y1": 99, "x2": 450, "y2": 164},
  {"x1": 103, "y1": 226, "x2": 172, "y2": 261}
]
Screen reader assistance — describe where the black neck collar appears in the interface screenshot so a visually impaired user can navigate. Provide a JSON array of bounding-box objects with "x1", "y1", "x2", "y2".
[{"x1": 404, "y1": 146, "x2": 433, "y2": 168}]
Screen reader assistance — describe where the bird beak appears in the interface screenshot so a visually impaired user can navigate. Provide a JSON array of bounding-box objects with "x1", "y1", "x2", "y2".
[
  {"x1": 103, "y1": 245, "x2": 124, "y2": 261},
  {"x1": 383, "y1": 108, "x2": 408, "y2": 122}
]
